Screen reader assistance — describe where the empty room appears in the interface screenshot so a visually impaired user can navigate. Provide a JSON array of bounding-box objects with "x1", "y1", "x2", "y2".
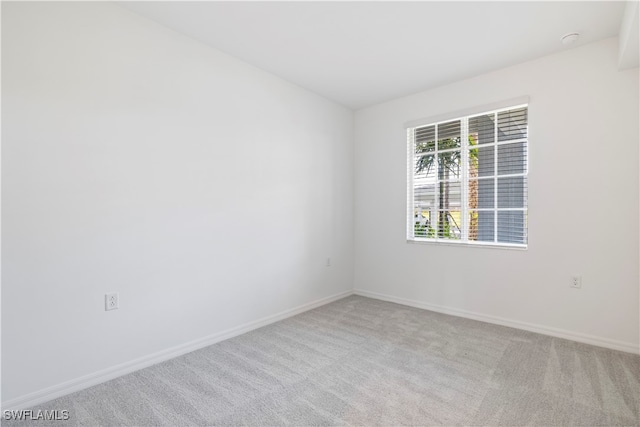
[{"x1": 2, "y1": 1, "x2": 639, "y2": 425}]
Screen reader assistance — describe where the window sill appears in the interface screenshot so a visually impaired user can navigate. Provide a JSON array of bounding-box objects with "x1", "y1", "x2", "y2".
[{"x1": 407, "y1": 238, "x2": 528, "y2": 251}]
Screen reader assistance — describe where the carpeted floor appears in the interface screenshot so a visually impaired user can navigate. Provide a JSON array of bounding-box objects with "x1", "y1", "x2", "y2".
[{"x1": 4, "y1": 295, "x2": 640, "y2": 426}]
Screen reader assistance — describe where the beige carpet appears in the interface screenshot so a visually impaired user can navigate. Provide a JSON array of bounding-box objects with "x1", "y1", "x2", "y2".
[{"x1": 4, "y1": 295, "x2": 639, "y2": 426}]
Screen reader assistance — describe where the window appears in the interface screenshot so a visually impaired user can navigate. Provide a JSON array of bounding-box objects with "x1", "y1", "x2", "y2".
[{"x1": 407, "y1": 104, "x2": 528, "y2": 247}]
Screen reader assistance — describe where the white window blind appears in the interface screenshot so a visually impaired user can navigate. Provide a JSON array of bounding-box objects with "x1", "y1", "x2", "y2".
[{"x1": 407, "y1": 105, "x2": 528, "y2": 247}]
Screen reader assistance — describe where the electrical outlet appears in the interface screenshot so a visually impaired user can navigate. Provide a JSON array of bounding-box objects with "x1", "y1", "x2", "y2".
[
  {"x1": 570, "y1": 276, "x2": 582, "y2": 289},
  {"x1": 105, "y1": 293, "x2": 119, "y2": 311}
]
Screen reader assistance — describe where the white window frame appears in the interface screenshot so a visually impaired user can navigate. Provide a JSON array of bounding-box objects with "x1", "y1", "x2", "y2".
[{"x1": 406, "y1": 98, "x2": 529, "y2": 249}]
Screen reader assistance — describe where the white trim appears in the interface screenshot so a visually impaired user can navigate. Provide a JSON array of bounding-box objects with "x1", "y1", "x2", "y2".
[
  {"x1": 404, "y1": 96, "x2": 530, "y2": 129},
  {"x1": 1, "y1": 290, "x2": 354, "y2": 411},
  {"x1": 493, "y1": 111, "x2": 498, "y2": 242},
  {"x1": 407, "y1": 128, "x2": 415, "y2": 240},
  {"x1": 407, "y1": 238, "x2": 527, "y2": 250},
  {"x1": 461, "y1": 118, "x2": 469, "y2": 241},
  {"x1": 353, "y1": 289, "x2": 640, "y2": 355}
]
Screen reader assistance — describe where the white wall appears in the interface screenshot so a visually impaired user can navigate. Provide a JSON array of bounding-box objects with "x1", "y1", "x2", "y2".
[
  {"x1": 2, "y1": 2, "x2": 353, "y2": 404},
  {"x1": 354, "y1": 38, "x2": 639, "y2": 352}
]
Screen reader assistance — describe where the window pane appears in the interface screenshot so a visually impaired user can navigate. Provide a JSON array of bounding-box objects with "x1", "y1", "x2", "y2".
[
  {"x1": 414, "y1": 188, "x2": 436, "y2": 215},
  {"x1": 414, "y1": 154, "x2": 436, "y2": 182},
  {"x1": 437, "y1": 120, "x2": 461, "y2": 150},
  {"x1": 431, "y1": 180, "x2": 461, "y2": 240},
  {"x1": 438, "y1": 151, "x2": 461, "y2": 180},
  {"x1": 473, "y1": 146, "x2": 494, "y2": 177},
  {"x1": 468, "y1": 210, "x2": 495, "y2": 242},
  {"x1": 437, "y1": 209, "x2": 461, "y2": 240},
  {"x1": 414, "y1": 207, "x2": 434, "y2": 238},
  {"x1": 498, "y1": 142, "x2": 527, "y2": 175},
  {"x1": 438, "y1": 180, "x2": 462, "y2": 211},
  {"x1": 497, "y1": 177, "x2": 527, "y2": 209},
  {"x1": 497, "y1": 108, "x2": 527, "y2": 142},
  {"x1": 470, "y1": 178, "x2": 494, "y2": 209},
  {"x1": 469, "y1": 114, "x2": 495, "y2": 145},
  {"x1": 414, "y1": 154, "x2": 436, "y2": 222},
  {"x1": 469, "y1": 179, "x2": 494, "y2": 210},
  {"x1": 415, "y1": 125, "x2": 436, "y2": 152},
  {"x1": 498, "y1": 211, "x2": 527, "y2": 244}
]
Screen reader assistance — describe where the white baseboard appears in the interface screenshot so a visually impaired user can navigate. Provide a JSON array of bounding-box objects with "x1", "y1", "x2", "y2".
[
  {"x1": 5, "y1": 288, "x2": 636, "y2": 410},
  {"x1": 354, "y1": 289, "x2": 640, "y2": 355},
  {"x1": 2, "y1": 290, "x2": 354, "y2": 411}
]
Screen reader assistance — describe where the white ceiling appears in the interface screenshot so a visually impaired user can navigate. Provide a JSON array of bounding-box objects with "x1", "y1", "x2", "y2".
[{"x1": 119, "y1": 1, "x2": 627, "y2": 109}]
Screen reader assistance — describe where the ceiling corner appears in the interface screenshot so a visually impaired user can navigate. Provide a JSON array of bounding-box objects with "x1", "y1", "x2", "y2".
[{"x1": 618, "y1": 0, "x2": 639, "y2": 70}]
